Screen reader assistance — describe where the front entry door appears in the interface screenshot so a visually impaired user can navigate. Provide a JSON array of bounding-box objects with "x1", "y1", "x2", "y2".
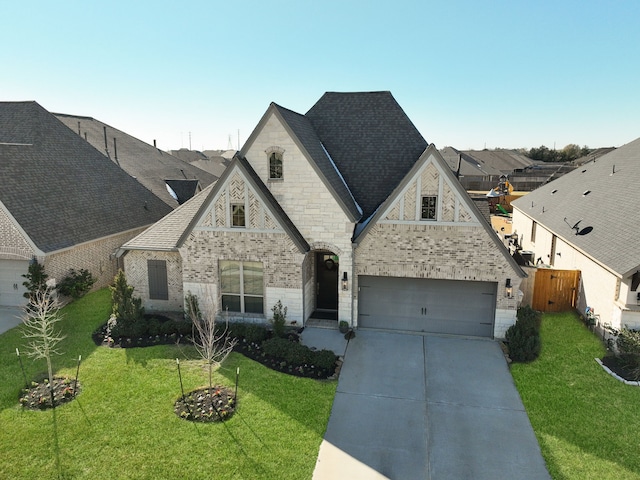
[{"x1": 316, "y1": 253, "x2": 338, "y2": 311}]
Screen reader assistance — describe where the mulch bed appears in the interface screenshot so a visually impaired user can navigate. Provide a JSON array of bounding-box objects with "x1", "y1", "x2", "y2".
[
  {"x1": 601, "y1": 355, "x2": 640, "y2": 382},
  {"x1": 92, "y1": 321, "x2": 338, "y2": 380},
  {"x1": 174, "y1": 385, "x2": 236, "y2": 422},
  {"x1": 19, "y1": 376, "x2": 81, "y2": 410}
]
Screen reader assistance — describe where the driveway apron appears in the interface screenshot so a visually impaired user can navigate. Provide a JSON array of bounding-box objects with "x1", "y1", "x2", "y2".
[{"x1": 313, "y1": 330, "x2": 549, "y2": 480}]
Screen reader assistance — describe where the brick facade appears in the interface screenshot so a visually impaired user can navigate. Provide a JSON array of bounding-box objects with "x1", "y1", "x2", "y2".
[
  {"x1": 123, "y1": 250, "x2": 184, "y2": 311},
  {"x1": 0, "y1": 206, "x2": 35, "y2": 261},
  {"x1": 45, "y1": 228, "x2": 148, "y2": 290}
]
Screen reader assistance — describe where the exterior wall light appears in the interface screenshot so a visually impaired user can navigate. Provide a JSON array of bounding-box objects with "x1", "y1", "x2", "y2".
[
  {"x1": 505, "y1": 278, "x2": 513, "y2": 298},
  {"x1": 342, "y1": 272, "x2": 348, "y2": 291}
]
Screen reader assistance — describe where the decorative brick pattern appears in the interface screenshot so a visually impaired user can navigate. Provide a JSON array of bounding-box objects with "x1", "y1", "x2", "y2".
[
  {"x1": 229, "y1": 173, "x2": 244, "y2": 203},
  {"x1": 201, "y1": 211, "x2": 212, "y2": 227},
  {"x1": 442, "y1": 182, "x2": 455, "y2": 222},
  {"x1": 215, "y1": 193, "x2": 226, "y2": 227},
  {"x1": 403, "y1": 182, "x2": 417, "y2": 221},
  {"x1": 421, "y1": 163, "x2": 439, "y2": 195},
  {"x1": 459, "y1": 202, "x2": 472, "y2": 222},
  {"x1": 385, "y1": 203, "x2": 400, "y2": 221},
  {"x1": 249, "y1": 191, "x2": 260, "y2": 229}
]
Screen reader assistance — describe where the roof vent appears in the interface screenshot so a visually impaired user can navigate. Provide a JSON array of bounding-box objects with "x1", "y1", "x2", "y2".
[
  {"x1": 583, "y1": 190, "x2": 591, "y2": 196},
  {"x1": 551, "y1": 189, "x2": 557, "y2": 194},
  {"x1": 581, "y1": 169, "x2": 587, "y2": 173}
]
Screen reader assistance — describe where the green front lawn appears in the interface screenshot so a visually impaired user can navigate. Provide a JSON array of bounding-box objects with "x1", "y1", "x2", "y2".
[
  {"x1": 511, "y1": 312, "x2": 640, "y2": 480},
  {"x1": 0, "y1": 289, "x2": 336, "y2": 479}
]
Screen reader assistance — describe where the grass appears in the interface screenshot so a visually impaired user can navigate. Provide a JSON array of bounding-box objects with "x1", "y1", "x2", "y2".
[
  {"x1": 511, "y1": 311, "x2": 640, "y2": 480},
  {"x1": 0, "y1": 289, "x2": 336, "y2": 479}
]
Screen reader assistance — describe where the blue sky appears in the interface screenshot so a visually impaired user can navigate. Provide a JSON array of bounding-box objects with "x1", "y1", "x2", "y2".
[{"x1": 2, "y1": 1, "x2": 638, "y2": 151}]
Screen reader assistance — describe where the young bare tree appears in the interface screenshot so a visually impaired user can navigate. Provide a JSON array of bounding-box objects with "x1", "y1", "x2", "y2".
[
  {"x1": 185, "y1": 291, "x2": 237, "y2": 389},
  {"x1": 21, "y1": 286, "x2": 65, "y2": 402}
]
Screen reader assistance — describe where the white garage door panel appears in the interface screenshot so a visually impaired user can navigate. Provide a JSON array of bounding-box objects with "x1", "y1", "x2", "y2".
[
  {"x1": 0, "y1": 260, "x2": 29, "y2": 307},
  {"x1": 358, "y1": 276, "x2": 496, "y2": 337}
]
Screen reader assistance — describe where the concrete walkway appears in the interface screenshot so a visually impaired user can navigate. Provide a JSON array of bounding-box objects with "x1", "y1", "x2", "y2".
[
  {"x1": 313, "y1": 330, "x2": 550, "y2": 480},
  {"x1": 0, "y1": 306, "x2": 22, "y2": 335}
]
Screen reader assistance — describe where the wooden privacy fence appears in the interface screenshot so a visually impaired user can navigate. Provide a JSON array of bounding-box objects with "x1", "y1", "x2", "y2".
[{"x1": 531, "y1": 269, "x2": 581, "y2": 312}]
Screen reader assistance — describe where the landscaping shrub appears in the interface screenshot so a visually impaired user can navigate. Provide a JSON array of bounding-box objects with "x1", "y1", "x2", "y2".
[
  {"x1": 110, "y1": 270, "x2": 145, "y2": 337},
  {"x1": 226, "y1": 322, "x2": 269, "y2": 343},
  {"x1": 57, "y1": 268, "x2": 96, "y2": 299},
  {"x1": 22, "y1": 260, "x2": 48, "y2": 300},
  {"x1": 262, "y1": 337, "x2": 311, "y2": 365},
  {"x1": 506, "y1": 305, "x2": 542, "y2": 363},
  {"x1": 270, "y1": 300, "x2": 287, "y2": 338},
  {"x1": 312, "y1": 349, "x2": 338, "y2": 371}
]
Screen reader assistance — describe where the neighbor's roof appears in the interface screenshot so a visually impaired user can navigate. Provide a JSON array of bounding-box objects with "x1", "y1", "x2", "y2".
[
  {"x1": 440, "y1": 146, "x2": 504, "y2": 177},
  {"x1": 55, "y1": 114, "x2": 217, "y2": 207},
  {"x1": 512, "y1": 136, "x2": 640, "y2": 276},
  {"x1": 122, "y1": 183, "x2": 214, "y2": 251},
  {"x1": 0, "y1": 101, "x2": 172, "y2": 253}
]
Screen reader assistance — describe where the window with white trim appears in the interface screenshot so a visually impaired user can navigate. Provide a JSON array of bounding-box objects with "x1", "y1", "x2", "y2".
[
  {"x1": 220, "y1": 261, "x2": 264, "y2": 314},
  {"x1": 421, "y1": 195, "x2": 437, "y2": 220}
]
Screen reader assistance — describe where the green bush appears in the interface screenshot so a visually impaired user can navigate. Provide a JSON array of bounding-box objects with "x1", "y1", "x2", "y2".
[
  {"x1": 57, "y1": 268, "x2": 96, "y2": 299},
  {"x1": 262, "y1": 338, "x2": 311, "y2": 365},
  {"x1": 311, "y1": 349, "x2": 338, "y2": 371},
  {"x1": 110, "y1": 270, "x2": 145, "y2": 337},
  {"x1": 270, "y1": 301, "x2": 287, "y2": 338},
  {"x1": 261, "y1": 337, "x2": 337, "y2": 370},
  {"x1": 227, "y1": 322, "x2": 268, "y2": 343},
  {"x1": 506, "y1": 305, "x2": 542, "y2": 363},
  {"x1": 22, "y1": 260, "x2": 48, "y2": 300}
]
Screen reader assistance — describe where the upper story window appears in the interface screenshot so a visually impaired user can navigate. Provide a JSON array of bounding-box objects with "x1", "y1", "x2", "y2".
[
  {"x1": 531, "y1": 221, "x2": 537, "y2": 243},
  {"x1": 421, "y1": 195, "x2": 437, "y2": 220},
  {"x1": 266, "y1": 146, "x2": 285, "y2": 180},
  {"x1": 231, "y1": 203, "x2": 245, "y2": 227},
  {"x1": 269, "y1": 152, "x2": 283, "y2": 179}
]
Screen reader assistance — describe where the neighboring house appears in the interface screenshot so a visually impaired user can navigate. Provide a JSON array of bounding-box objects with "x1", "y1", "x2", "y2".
[
  {"x1": 122, "y1": 92, "x2": 524, "y2": 338},
  {"x1": 511, "y1": 137, "x2": 640, "y2": 330},
  {"x1": 55, "y1": 114, "x2": 217, "y2": 207},
  {"x1": 0, "y1": 101, "x2": 173, "y2": 307},
  {"x1": 170, "y1": 148, "x2": 231, "y2": 178},
  {"x1": 440, "y1": 147, "x2": 575, "y2": 192}
]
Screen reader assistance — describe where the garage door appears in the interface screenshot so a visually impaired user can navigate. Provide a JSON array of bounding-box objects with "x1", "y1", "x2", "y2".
[
  {"x1": 0, "y1": 260, "x2": 29, "y2": 307},
  {"x1": 358, "y1": 276, "x2": 496, "y2": 337}
]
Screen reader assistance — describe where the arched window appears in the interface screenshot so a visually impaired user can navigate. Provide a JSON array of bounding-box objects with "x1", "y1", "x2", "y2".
[
  {"x1": 269, "y1": 152, "x2": 283, "y2": 179},
  {"x1": 266, "y1": 146, "x2": 285, "y2": 180}
]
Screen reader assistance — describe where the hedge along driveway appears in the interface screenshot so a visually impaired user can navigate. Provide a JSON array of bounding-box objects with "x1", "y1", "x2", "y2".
[
  {"x1": 510, "y1": 312, "x2": 640, "y2": 480},
  {"x1": 0, "y1": 289, "x2": 336, "y2": 479}
]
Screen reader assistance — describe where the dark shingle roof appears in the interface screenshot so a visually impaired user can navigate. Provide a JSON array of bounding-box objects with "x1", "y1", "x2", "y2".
[
  {"x1": 271, "y1": 103, "x2": 362, "y2": 221},
  {"x1": 512, "y1": 136, "x2": 640, "y2": 276},
  {"x1": 55, "y1": 114, "x2": 217, "y2": 207},
  {"x1": 0, "y1": 102, "x2": 173, "y2": 253},
  {"x1": 305, "y1": 91, "x2": 429, "y2": 219}
]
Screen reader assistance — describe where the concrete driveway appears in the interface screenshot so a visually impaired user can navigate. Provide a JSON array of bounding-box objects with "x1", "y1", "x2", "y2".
[
  {"x1": 313, "y1": 330, "x2": 550, "y2": 480},
  {"x1": 0, "y1": 306, "x2": 22, "y2": 335}
]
